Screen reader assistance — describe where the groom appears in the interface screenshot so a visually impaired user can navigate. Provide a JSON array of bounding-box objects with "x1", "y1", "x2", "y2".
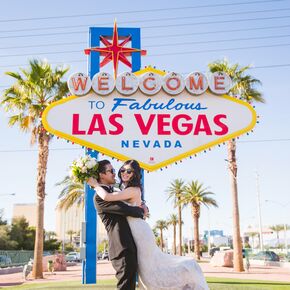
[{"x1": 93, "y1": 159, "x2": 146, "y2": 290}]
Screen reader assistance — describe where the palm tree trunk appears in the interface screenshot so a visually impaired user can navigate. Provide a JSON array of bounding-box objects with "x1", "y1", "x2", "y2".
[
  {"x1": 173, "y1": 225, "x2": 176, "y2": 255},
  {"x1": 227, "y1": 140, "x2": 244, "y2": 272},
  {"x1": 192, "y1": 207, "x2": 200, "y2": 260},
  {"x1": 160, "y1": 230, "x2": 163, "y2": 251},
  {"x1": 32, "y1": 132, "x2": 49, "y2": 279},
  {"x1": 178, "y1": 202, "x2": 182, "y2": 255}
]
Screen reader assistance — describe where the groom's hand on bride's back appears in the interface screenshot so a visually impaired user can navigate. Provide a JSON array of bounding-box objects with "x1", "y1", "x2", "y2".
[{"x1": 140, "y1": 201, "x2": 149, "y2": 219}]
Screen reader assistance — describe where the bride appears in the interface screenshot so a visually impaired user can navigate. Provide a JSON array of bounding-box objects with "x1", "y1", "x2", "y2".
[{"x1": 88, "y1": 160, "x2": 209, "y2": 290}]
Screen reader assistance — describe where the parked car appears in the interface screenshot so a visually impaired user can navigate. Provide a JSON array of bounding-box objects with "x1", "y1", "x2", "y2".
[
  {"x1": 65, "y1": 252, "x2": 80, "y2": 262},
  {"x1": 0, "y1": 255, "x2": 12, "y2": 266},
  {"x1": 251, "y1": 251, "x2": 280, "y2": 262}
]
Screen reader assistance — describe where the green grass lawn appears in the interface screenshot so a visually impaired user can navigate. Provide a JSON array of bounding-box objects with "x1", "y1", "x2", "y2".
[
  {"x1": 1, "y1": 280, "x2": 116, "y2": 290},
  {"x1": 2, "y1": 278, "x2": 290, "y2": 290},
  {"x1": 206, "y1": 277, "x2": 290, "y2": 289}
]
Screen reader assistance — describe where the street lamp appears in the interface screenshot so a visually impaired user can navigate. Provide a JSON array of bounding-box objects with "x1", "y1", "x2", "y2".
[{"x1": 265, "y1": 199, "x2": 289, "y2": 253}]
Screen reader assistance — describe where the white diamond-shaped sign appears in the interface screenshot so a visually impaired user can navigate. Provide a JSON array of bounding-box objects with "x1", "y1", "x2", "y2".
[{"x1": 42, "y1": 68, "x2": 256, "y2": 171}]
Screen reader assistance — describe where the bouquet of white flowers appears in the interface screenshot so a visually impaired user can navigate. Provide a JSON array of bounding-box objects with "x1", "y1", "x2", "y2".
[{"x1": 70, "y1": 155, "x2": 99, "y2": 184}]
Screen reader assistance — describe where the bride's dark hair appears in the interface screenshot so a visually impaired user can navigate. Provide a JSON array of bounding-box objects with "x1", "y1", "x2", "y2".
[{"x1": 118, "y1": 159, "x2": 142, "y2": 190}]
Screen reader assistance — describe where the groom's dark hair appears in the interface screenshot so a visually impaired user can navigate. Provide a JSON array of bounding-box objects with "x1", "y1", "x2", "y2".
[{"x1": 97, "y1": 159, "x2": 111, "y2": 182}]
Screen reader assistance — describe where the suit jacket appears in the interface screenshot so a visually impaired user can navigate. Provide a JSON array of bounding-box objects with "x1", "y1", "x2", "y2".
[{"x1": 94, "y1": 186, "x2": 144, "y2": 260}]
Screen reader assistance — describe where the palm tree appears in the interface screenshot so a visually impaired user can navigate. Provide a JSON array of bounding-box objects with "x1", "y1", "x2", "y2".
[
  {"x1": 45, "y1": 231, "x2": 57, "y2": 241},
  {"x1": 181, "y1": 180, "x2": 218, "y2": 260},
  {"x1": 155, "y1": 219, "x2": 168, "y2": 251},
  {"x1": 166, "y1": 179, "x2": 185, "y2": 255},
  {"x1": 56, "y1": 176, "x2": 84, "y2": 210},
  {"x1": 66, "y1": 230, "x2": 76, "y2": 244},
  {"x1": 208, "y1": 59, "x2": 264, "y2": 271},
  {"x1": 270, "y1": 224, "x2": 284, "y2": 246},
  {"x1": 152, "y1": 228, "x2": 161, "y2": 247},
  {"x1": 1, "y1": 59, "x2": 69, "y2": 278},
  {"x1": 247, "y1": 231, "x2": 259, "y2": 249},
  {"x1": 167, "y1": 214, "x2": 178, "y2": 255}
]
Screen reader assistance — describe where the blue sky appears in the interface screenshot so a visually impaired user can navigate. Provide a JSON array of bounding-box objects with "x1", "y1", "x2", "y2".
[{"x1": 0, "y1": 0, "x2": 290, "y2": 241}]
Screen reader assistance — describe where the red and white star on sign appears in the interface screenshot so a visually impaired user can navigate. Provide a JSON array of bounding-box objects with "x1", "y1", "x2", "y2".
[{"x1": 84, "y1": 21, "x2": 147, "y2": 79}]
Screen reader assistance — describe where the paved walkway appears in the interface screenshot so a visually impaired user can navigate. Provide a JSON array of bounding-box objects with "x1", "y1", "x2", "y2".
[
  {"x1": 0, "y1": 260, "x2": 290, "y2": 288},
  {"x1": 202, "y1": 262, "x2": 290, "y2": 282}
]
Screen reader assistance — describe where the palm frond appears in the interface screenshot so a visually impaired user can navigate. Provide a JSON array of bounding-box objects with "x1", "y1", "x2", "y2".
[
  {"x1": 166, "y1": 179, "x2": 185, "y2": 206},
  {"x1": 181, "y1": 180, "x2": 218, "y2": 209},
  {"x1": 167, "y1": 213, "x2": 178, "y2": 225},
  {"x1": 155, "y1": 219, "x2": 168, "y2": 230},
  {"x1": 56, "y1": 175, "x2": 84, "y2": 210},
  {"x1": 2, "y1": 59, "x2": 69, "y2": 143},
  {"x1": 208, "y1": 59, "x2": 264, "y2": 104}
]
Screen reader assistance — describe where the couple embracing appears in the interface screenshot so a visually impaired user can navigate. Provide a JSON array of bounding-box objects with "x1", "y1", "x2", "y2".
[{"x1": 87, "y1": 159, "x2": 209, "y2": 290}]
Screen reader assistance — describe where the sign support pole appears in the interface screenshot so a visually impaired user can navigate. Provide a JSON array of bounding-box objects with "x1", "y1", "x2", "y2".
[{"x1": 82, "y1": 26, "x2": 142, "y2": 284}]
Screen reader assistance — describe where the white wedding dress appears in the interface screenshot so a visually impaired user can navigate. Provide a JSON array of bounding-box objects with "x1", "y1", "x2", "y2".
[{"x1": 127, "y1": 216, "x2": 209, "y2": 290}]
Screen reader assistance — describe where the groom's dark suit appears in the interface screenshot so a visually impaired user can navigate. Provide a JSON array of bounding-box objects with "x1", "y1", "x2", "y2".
[{"x1": 94, "y1": 186, "x2": 143, "y2": 290}]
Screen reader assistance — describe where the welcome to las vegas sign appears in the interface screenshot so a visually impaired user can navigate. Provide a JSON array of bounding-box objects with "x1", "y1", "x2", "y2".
[{"x1": 42, "y1": 66, "x2": 256, "y2": 171}]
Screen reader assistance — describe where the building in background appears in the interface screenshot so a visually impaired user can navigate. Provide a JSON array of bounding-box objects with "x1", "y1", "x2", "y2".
[
  {"x1": 12, "y1": 203, "x2": 37, "y2": 227},
  {"x1": 55, "y1": 203, "x2": 107, "y2": 247},
  {"x1": 12, "y1": 202, "x2": 108, "y2": 247},
  {"x1": 243, "y1": 226, "x2": 275, "y2": 249},
  {"x1": 204, "y1": 230, "x2": 230, "y2": 247}
]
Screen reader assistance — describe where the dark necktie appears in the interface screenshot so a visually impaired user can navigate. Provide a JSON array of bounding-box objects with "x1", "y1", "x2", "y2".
[{"x1": 102, "y1": 185, "x2": 114, "y2": 193}]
